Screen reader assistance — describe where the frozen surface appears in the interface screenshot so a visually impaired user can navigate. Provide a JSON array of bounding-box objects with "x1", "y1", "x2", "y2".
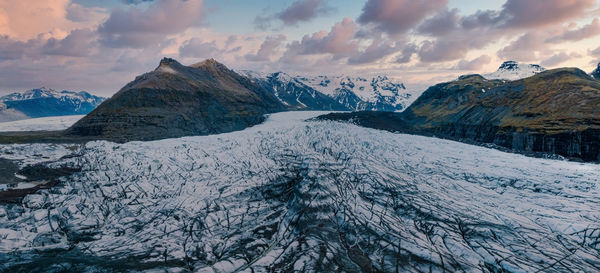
[
  {"x1": 0, "y1": 115, "x2": 84, "y2": 132},
  {"x1": 0, "y1": 111, "x2": 599, "y2": 272}
]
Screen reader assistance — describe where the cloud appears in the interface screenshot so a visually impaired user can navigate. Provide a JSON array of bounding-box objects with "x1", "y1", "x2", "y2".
[
  {"x1": 357, "y1": 0, "x2": 447, "y2": 35},
  {"x1": 245, "y1": 35, "x2": 286, "y2": 62},
  {"x1": 66, "y1": 3, "x2": 107, "y2": 23},
  {"x1": 283, "y1": 18, "x2": 358, "y2": 60},
  {"x1": 497, "y1": 32, "x2": 548, "y2": 61},
  {"x1": 590, "y1": 46, "x2": 600, "y2": 59},
  {"x1": 121, "y1": 0, "x2": 155, "y2": 4},
  {"x1": 417, "y1": 8, "x2": 460, "y2": 36},
  {"x1": 456, "y1": 55, "x2": 491, "y2": 70},
  {"x1": 500, "y1": 0, "x2": 596, "y2": 28},
  {"x1": 179, "y1": 38, "x2": 222, "y2": 58},
  {"x1": 0, "y1": 0, "x2": 72, "y2": 40},
  {"x1": 395, "y1": 44, "x2": 418, "y2": 64},
  {"x1": 98, "y1": 0, "x2": 205, "y2": 48},
  {"x1": 254, "y1": 0, "x2": 333, "y2": 29},
  {"x1": 546, "y1": 19, "x2": 600, "y2": 42},
  {"x1": 0, "y1": 36, "x2": 40, "y2": 61},
  {"x1": 276, "y1": 0, "x2": 332, "y2": 26},
  {"x1": 43, "y1": 28, "x2": 98, "y2": 57},
  {"x1": 460, "y1": 0, "x2": 596, "y2": 30},
  {"x1": 541, "y1": 52, "x2": 581, "y2": 67},
  {"x1": 348, "y1": 39, "x2": 398, "y2": 65}
]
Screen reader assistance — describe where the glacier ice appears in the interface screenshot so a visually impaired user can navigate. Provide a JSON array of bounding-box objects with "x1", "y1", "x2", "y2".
[{"x1": 0, "y1": 111, "x2": 599, "y2": 272}]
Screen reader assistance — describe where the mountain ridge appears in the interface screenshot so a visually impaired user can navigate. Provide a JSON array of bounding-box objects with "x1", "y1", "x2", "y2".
[
  {"x1": 240, "y1": 70, "x2": 417, "y2": 111},
  {"x1": 0, "y1": 87, "x2": 105, "y2": 122},
  {"x1": 318, "y1": 66, "x2": 600, "y2": 161}
]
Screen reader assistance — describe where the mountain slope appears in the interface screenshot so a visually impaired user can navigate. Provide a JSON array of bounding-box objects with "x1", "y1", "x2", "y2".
[
  {"x1": 66, "y1": 58, "x2": 286, "y2": 142},
  {"x1": 241, "y1": 71, "x2": 416, "y2": 111},
  {"x1": 320, "y1": 68, "x2": 600, "y2": 161},
  {"x1": 0, "y1": 88, "x2": 105, "y2": 122},
  {"x1": 483, "y1": 61, "x2": 545, "y2": 80}
]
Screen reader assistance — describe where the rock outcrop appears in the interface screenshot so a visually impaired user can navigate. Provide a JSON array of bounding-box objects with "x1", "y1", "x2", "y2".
[
  {"x1": 319, "y1": 68, "x2": 600, "y2": 161},
  {"x1": 66, "y1": 58, "x2": 285, "y2": 142}
]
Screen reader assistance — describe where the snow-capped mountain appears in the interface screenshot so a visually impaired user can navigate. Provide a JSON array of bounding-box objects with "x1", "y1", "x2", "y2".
[
  {"x1": 240, "y1": 71, "x2": 418, "y2": 111},
  {"x1": 1, "y1": 112, "x2": 599, "y2": 272},
  {"x1": 0, "y1": 87, "x2": 105, "y2": 122},
  {"x1": 484, "y1": 61, "x2": 545, "y2": 80},
  {"x1": 591, "y1": 62, "x2": 600, "y2": 79}
]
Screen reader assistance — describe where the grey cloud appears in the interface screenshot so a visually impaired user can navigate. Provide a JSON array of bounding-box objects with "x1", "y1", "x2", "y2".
[
  {"x1": 98, "y1": 0, "x2": 205, "y2": 48},
  {"x1": 348, "y1": 40, "x2": 397, "y2": 65},
  {"x1": 541, "y1": 52, "x2": 580, "y2": 67},
  {"x1": 417, "y1": 8, "x2": 460, "y2": 36},
  {"x1": 497, "y1": 32, "x2": 546, "y2": 61},
  {"x1": 284, "y1": 18, "x2": 358, "y2": 60},
  {"x1": 395, "y1": 44, "x2": 418, "y2": 64},
  {"x1": 245, "y1": 35, "x2": 286, "y2": 62},
  {"x1": 43, "y1": 29, "x2": 98, "y2": 57},
  {"x1": 456, "y1": 55, "x2": 491, "y2": 70},
  {"x1": 277, "y1": 0, "x2": 333, "y2": 26},
  {"x1": 357, "y1": 0, "x2": 448, "y2": 35},
  {"x1": 179, "y1": 39, "x2": 222, "y2": 58},
  {"x1": 254, "y1": 0, "x2": 333, "y2": 30},
  {"x1": 546, "y1": 19, "x2": 600, "y2": 43}
]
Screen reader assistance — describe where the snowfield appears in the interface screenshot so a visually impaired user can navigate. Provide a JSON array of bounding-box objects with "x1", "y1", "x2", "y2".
[
  {"x1": 0, "y1": 111, "x2": 599, "y2": 272},
  {"x1": 0, "y1": 115, "x2": 84, "y2": 132}
]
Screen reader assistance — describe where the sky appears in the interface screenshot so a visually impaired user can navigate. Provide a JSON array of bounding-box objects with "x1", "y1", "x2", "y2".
[{"x1": 0, "y1": 0, "x2": 599, "y2": 96}]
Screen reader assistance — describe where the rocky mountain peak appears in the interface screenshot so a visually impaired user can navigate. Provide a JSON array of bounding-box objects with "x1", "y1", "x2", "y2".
[
  {"x1": 189, "y1": 58, "x2": 228, "y2": 71},
  {"x1": 484, "y1": 61, "x2": 545, "y2": 80}
]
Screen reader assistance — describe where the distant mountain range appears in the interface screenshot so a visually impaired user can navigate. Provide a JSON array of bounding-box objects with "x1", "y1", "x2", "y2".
[
  {"x1": 240, "y1": 70, "x2": 417, "y2": 111},
  {"x1": 0, "y1": 87, "x2": 105, "y2": 122},
  {"x1": 319, "y1": 63, "x2": 600, "y2": 162}
]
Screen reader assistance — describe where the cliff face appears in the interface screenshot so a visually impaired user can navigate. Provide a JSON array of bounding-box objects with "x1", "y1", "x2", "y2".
[
  {"x1": 320, "y1": 68, "x2": 600, "y2": 161},
  {"x1": 66, "y1": 58, "x2": 285, "y2": 142}
]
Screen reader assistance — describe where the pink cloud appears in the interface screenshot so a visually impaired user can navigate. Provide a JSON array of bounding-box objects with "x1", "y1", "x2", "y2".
[
  {"x1": 98, "y1": 0, "x2": 205, "y2": 48},
  {"x1": 546, "y1": 19, "x2": 600, "y2": 42},
  {"x1": 456, "y1": 55, "x2": 492, "y2": 70},
  {"x1": 357, "y1": 0, "x2": 448, "y2": 35},
  {"x1": 284, "y1": 18, "x2": 358, "y2": 59}
]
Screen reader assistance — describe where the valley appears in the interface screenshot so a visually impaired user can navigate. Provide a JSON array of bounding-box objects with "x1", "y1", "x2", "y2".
[{"x1": 1, "y1": 111, "x2": 599, "y2": 272}]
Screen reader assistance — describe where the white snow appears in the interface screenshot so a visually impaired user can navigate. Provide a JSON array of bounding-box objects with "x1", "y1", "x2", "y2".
[
  {"x1": 0, "y1": 115, "x2": 84, "y2": 132},
  {"x1": 0, "y1": 111, "x2": 599, "y2": 272},
  {"x1": 484, "y1": 62, "x2": 545, "y2": 80}
]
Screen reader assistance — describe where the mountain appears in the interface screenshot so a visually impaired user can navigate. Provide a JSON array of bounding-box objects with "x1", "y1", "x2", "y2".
[
  {"x1": 319, "y1": 67, "x2": 600, "y2": 162},
  {"x1": 66, "y1": 58, "x2": 286, "y2": 142},
  {"x1": 240, "y1": 71, "x2": 416, "y2": 111},
  {"x1": 591, "y1": 62, "x2": 600, "y2": 79},
  {"x1": 240, "y1": 71, "x2": 348, "y2": 110},
  {"x1": 483, "y1": 60, "x2": 545, "y2": 80},
  {"x1": 0, "y1": 87, "x2": 105, "y2": 122}
]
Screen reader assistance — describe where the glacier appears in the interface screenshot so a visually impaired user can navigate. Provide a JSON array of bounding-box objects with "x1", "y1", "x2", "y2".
[{"x1": 0, "y1": 111, "x2": 599, "y2": 272}]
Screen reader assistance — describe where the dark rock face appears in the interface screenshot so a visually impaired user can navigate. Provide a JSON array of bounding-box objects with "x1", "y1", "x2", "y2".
[
  {"x1": 319, "y1": 68, "x2": 600, "y2": 162},
  {"x1": 66, "y1": 58, "x2": 285, "y2": 142}
]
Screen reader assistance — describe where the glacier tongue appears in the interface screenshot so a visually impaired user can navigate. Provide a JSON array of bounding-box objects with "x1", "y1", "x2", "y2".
[{"x1": 0, "y1": 111, "x2": 599, "y2": 272}]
